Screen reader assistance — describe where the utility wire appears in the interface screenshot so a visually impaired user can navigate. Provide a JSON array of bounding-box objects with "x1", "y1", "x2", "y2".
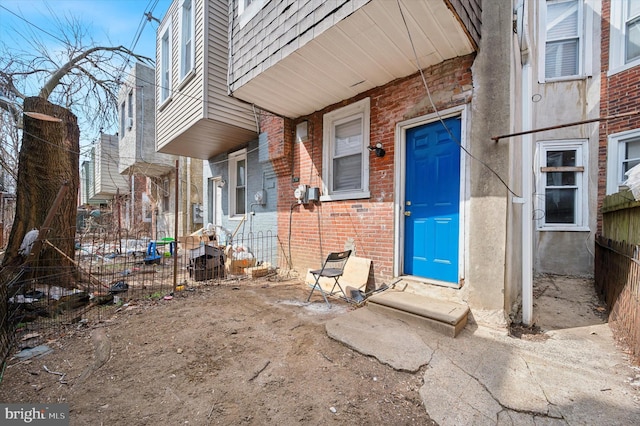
[
  {"x1": 0, "y1": 4, "x2": 68, "y2": 45},
  {"x1": 396, "y1": 0, "x2": 519, "y2": 198}
]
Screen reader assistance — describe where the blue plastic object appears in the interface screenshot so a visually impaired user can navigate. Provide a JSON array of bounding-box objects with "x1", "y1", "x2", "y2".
[
  {"x1": 144, "y1": 241, "x2": 176, "y2": 264},
  {"x1": 144, "y1": 242, "x2": 162, "y2": 264}
]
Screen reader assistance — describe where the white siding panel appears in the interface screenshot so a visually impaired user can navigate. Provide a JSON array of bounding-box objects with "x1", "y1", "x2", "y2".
[
  {"x1": 157, "y1": 0, "x2": 205, "y2": 150},
  {"x1": 157, "y1": 0, "x2": 257, "y2": 158},
  {"x1": 206, "y1": 0, "x2": 255, "y2": 130},
  {"x1": 94, "y1": 134, "x2": 128, "y2": 197}
]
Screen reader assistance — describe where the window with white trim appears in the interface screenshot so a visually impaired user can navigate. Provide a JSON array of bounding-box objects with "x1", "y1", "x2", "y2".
[
  {"x1": 540, "y1": 0, "x2": 585, "y2": 81},
  {"x1": 180, "y1": 0, "x2": 194, "y2": 80},
  {"x1": 606, "y1": 129, "x2": 640, "y2": 194},
  {"x1": 162, "y1": 178, "x2": 170, "y2": 212},
  {"x1": 609, "y1": 0, "x2": 640, "y2": 74},
  {"x1": 536, "y1": 140, "x2": 588, "y2": 230},
  {"x1": 119, "y1": 101, "x2": 126, "y2": 139},
  {"x1": 321, "y1": 98, "x2": 370, "y2": 201},
  {"x1": 229, "y1": 149, "x2": 247, "y2": 218},
  {"x1": 159, "y1": 18, "x2": 172, "y2": 104},
  {"x1": 127, "y1": 91, "x2": 133, "y2": 118},
  {"x1": 238, "y1": 0, "x2": 267, "y2": 28}
]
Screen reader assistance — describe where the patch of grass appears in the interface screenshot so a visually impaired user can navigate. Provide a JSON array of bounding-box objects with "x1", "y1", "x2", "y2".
[{"x1": 146, "y1": 291, "x2": 164, "y2": 300}]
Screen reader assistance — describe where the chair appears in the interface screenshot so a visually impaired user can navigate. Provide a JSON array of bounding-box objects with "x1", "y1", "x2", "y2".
[{"x1": 306, "y1": 250, "x2": 352, "y2": 307}]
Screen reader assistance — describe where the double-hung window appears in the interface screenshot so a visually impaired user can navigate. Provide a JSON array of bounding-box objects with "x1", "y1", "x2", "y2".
[
  {"x1": 321, "y1": 98, "x2": 370, "y2": 201},
  {"x1": 537, "y1": 140, "x2": 588, "y2": 230},
  {"x1": 541, "y1": 0, "x2": 585, "y2": 80},
  {"x1": 606, "y1": 129, "x2": 640, "y2": 194},
  {"x1": 609, "y1": 0, "x2": 640, "y2": 74},
  {"x1": 159, "y1": 18, "x2": 172, "y2": 105},
  {"x1": 229, "y1": 149, "x2": 247, "y2": 218},
  {"x1": 180, "y1": 0, "x2": 194, "y2": 81}
]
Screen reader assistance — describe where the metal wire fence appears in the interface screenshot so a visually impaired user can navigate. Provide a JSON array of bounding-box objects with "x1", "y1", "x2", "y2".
[
  {"x1": 0, "y1": 229, "x2": 286, "y2": 376},
  {"x1": 595, "y1": 235, "x2": 640, "y2": 365}
]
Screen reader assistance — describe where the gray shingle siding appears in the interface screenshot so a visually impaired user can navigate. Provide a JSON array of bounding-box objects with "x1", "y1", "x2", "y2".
[
  {"x1": 229, "y1": 0, "x2": 481, "y2": 93},
  {"x1": 230, "y1": 0, "x2": 365, "y2": 91}
]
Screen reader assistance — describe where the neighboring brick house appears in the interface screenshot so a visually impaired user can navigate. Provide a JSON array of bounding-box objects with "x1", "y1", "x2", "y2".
[
  {"x1": 599, "y1": 0, "x2": 640, "y2": 215},
  {"x1": 155, "y1": 0, "x2": 604, "y2": 327}
]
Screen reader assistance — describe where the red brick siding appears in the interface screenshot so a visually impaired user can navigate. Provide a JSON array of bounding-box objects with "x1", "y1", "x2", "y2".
[
  {"x1": 262, "y1": 54, "x2": 475, "y2": 282},
  {"x1": 598, "y1": 0, "x2": 640, "y2": 233}
]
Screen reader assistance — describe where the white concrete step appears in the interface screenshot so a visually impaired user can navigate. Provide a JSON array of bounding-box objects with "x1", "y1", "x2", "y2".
[{"x1": 366, "y1": 290, "x2": 469, "y2": 337}]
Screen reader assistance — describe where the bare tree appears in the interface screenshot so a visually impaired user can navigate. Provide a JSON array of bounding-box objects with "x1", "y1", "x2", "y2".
[{"x1": 0, "y1": 13, "x2": 151, "y2": 287}]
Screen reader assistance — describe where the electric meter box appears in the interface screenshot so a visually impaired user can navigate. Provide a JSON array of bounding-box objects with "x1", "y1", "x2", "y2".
[{"x1": 307, "y1": 187, "x2": 320, "y2": 202}]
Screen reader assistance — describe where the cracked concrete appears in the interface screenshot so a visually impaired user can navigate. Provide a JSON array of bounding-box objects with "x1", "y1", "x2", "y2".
[{"x1": 326, "y1": 277, "x2": 640, "y2": 425}]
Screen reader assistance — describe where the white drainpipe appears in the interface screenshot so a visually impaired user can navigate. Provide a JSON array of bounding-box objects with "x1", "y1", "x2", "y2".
[
  {"x1": 520, "y1": 0, "x2": 533, "y2": 325},
  {"x1": 522, "y1": 63, "x2": 533, "y2": 325}
]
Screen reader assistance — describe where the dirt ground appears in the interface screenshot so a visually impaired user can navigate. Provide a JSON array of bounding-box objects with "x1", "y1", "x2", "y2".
[{"x1": 0, "y1": 276, "x2": 435, "y2": 425}]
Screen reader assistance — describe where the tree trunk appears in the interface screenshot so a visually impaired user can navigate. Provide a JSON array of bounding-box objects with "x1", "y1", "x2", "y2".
[{"x1": 2, "y1": 97, "x2": 80, "y2": 289}]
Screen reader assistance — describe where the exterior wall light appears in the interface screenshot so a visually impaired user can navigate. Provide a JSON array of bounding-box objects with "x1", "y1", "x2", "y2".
[{"x1": 367, "y1": 142, "x2": 385, "y2": 157}]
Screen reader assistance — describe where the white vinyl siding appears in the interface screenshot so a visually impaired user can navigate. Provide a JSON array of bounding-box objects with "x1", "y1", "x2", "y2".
[
  {"x1": 155, "y1": 0, "x2": 257, "y2": 156},
  {"x1": 206, "y1": 0, "x2": 256, "y2": 129},
  {"x1": 321, "y1": 98, "x2": 370, "y2": 201},
  {"x1": 609, "y1": 0, "x2": 640, "y2": 75},
  {"x1": 606, "y1": 129, "x2": 640, "y2": 194},
  {"x1": 536, "y1": 140, "x2": 588, "y2": 230},
  {"x1": 94, "y1": 135, "x2": 129, "y2": 197}
]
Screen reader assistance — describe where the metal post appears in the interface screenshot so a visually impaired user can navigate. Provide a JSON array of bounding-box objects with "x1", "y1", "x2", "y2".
[{"x1": 173, "y1": 160, "x2": 179, "y2": 292}]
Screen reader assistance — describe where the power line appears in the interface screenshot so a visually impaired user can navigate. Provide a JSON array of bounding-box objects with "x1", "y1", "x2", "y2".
[
  {"x1": 396, "y1": 0, "x2": 519, "y2": 198},
  {"x1": 0, "y1": 4, "x2": 68, "y2": 45}
]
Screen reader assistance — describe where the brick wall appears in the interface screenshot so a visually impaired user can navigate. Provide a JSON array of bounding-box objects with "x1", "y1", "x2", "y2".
[
  {"x1": 262, "y1": 54, "x2": 475, "y2": 282},
  {"x1": 598, "y1": 0, "x2": 640, "y2": 234}
]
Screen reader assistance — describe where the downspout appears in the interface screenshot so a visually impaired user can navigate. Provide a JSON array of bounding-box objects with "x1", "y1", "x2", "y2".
[
  {"x1": 519, "y1": 0, "x2": 534, "y2": 325},
  {"x1": 131, "y1": 175, "x2": 135, "y2": 229},
  {"x1": 187, "y1": 157, "x2": 192, "y2": 233},
  {"x1": 140, "y1": 82, "x2": 146, "y2": 164}
]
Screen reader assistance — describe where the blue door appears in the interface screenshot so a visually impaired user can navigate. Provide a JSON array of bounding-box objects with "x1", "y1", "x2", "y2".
[{"x1": 404, "y1": 117, "x2": 461, "y2": 283}]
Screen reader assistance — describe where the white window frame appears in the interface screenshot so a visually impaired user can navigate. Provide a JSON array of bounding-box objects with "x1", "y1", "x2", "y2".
[
  {"x1": 228, "y1": 149, "x2": 247, "y2": 219},
  {"x1": 536, "y1": 140, "x2": 589, "y2": 231},
  {"x1": 158, "y1": 17, "x2": 172, "y2": 107},
  {"x1": 538, "y1": 0, "x2": 592, "y2": 82},
  {"x1": 609, "y1": 0, "x2": 640, "y2": 75},
  {"x1": 606, "y1": 128, "x2": 640, "y2": 194},
  {"x1": 321, "y1": 97, "x2": 371, "y2": 202},
  {"x1": 162, "y1": 178, "x2": 170, "y2": 212},
  {"x1": 119, "y1": 101, "x2": 126, "y2": 139},
  {"x1": 127, "y1": 91, "x2": 133, "y2": 119},
  {"x1": 179, "y1": 0, "x2": 195, "y2": 82},
  {"x1": 238, "y1": 0, "x2": 267, "y2": 28}
]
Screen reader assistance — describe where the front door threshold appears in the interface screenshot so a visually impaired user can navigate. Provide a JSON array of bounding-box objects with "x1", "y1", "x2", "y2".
[{"x1": 399, "y1": 275, "x2": 461, "y2": 290}]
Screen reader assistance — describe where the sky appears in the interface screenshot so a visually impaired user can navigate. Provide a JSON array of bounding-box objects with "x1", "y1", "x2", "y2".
[{"x1": 0, "y1": 0, "x2": 173, "y2": 157}]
